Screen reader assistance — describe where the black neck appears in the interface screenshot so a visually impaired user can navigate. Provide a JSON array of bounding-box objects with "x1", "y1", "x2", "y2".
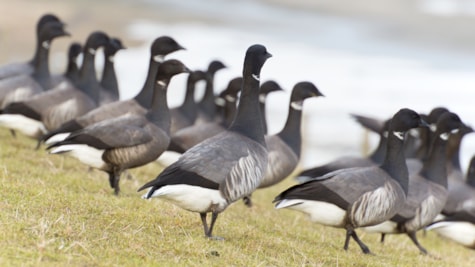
[
  {"x1": 229, "y1": 76, "x2": 265, "y2": 146},
  {"x1": 277, "y1": 101, "x2": 303, "y2": 156},
  {"x1": 31, "y1": 41, "x2": 51, "y2": 89},
  {"x1": 147, "y1": 80, "x2": 171, "y2": 134},
  {"x1": 100, "y1": 57, "x2": 119, "y2": 100},
  {"x1": 259, "y1": 95, "x2": 268, "y2": 134},
  {"x1": 447, "y1": 132, "x2": 464, "y2": 171},
  {"x1": 380, "y1": 132, "x2": 409, "y2": 194},
  {"x1": 178, "y1": 78, "x2": 199, "y2": 122},
  {"x1": 77, "y1": 50, "x2": 100, "y2": 103},
  {"x1": 223, "y1": 98, "x2": 237, "y2": 128},
  {"x1": 198, "y1": 76, "x2": 216, "y2": 120},
  {"x1": 65, "y1": 58, "x2": 79, "y2": 82},
  {"x1": 420, "y1": 133, "x2": 449, "y2": 188},
  {"x1": 134, "y1": 58, "x2": 160, "y2": 108}
]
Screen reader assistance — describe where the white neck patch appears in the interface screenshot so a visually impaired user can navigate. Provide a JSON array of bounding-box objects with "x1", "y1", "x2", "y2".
[
  {"x1": 430, "y1": 124, "x2": 437, "y2": 132},
  {"x1": 108, "y1": 56, "x2": 115, "y2": 62},
  {"x1": 88, "y1": 48, "x2": 96, "y2": 55},
  {"x1": 259, "y1": 94, "x2": 266, "y2": 103},
  {"x1": 440, "y1": 132, "x2": 450, "y2": 141},
  {"x1": 383, "y1": 131, "x2": 389, "y2": 138},
  {"x1": 225, "y1": 95, "x2": 236, "y2": 102},
  {"x1": 393, "y1": 131, "x2": 405, "y2": 140},
  {"x1": 153, "y1": 55, "x2": 164, "y2": 63},
  {"x1": 451, "y1": 128, "x2": 460, "y2": 134},
  {"x1": 409, "y1": 128, "x2": 420, "y2": 138},
  {"x1": 291, "y1": 100, "x2": 303, "y2": 111},
  {"x1": 156, "y1": 80, "x2": 167, "y2": 88},
  {"x1": 252, "y1": 74, "x2": 260, "y2": 81},
  {"x1": 215, "y1": 97, "x2": 225, "y2": 107},
  {"x1": 42, "y1": 41, "x2": 50, "y2": 49}
]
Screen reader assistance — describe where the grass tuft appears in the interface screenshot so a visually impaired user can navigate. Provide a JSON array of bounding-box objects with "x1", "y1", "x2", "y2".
[{"x1": 0, "y1": 129, "x2": 474, "y2": 266}]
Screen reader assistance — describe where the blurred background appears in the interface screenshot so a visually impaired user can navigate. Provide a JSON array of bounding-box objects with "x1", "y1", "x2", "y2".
[{"x1": 1, "y1": 0, "x2": 475, "y2": 170}]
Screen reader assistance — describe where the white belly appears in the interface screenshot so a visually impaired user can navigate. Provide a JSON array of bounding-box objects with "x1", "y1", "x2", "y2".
[
  {"x1": 275, "y1": 199, "x2": 346, "y2": 227},
  {"x1": 428, "y1": 221, "x2": 475, "y2": 248},
  {"x1": 0, "y1": 114, "x2": 47, "y2": 138},
  {"x1": 362, "y1": 220, "x2": 398, "y2": 234},
  {"x1": 50, "y1": 144, "x2": 107, "y2": 170},
  {"x1": 44, "y1": 132, "x2": 71, "y2": 145},
  {"x1": 144, "y1": 184, "x2": 228, "y2": 213}
]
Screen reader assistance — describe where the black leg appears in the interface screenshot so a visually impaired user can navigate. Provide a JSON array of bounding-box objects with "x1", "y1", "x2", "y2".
[
  {"x1": 407, "y1": 232, "x2": 428, "y2": 254},
  {"x1": 344, "y1": 228, "x2": 352, "y2": 251},
  {"x1": 242, "y1": 195, "x2": 253, "y2": 207},
  {"x1": 10, "y1": 129, "x2": 16, "y2": 138},
  {"x1": 207, "y1": 212, "x2": 223, "y2": 240},
  {"x1": 351, "y1": 231, "x2": 371, "y2": 254},
  {"x1": 35, "y1": 140, "x2": 41, "y2": 150},
  {"x1": 109, "y1": 168, "x2": 122, "y2": 195},
  {"x1": 380, "y1": 233, "x2": 386, "y2": 243},
  {"x1": 200, "y1": 213, "x2": 209, "y2": 236}
]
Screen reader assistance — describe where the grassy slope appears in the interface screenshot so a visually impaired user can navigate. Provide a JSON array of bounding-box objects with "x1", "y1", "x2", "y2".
[{"x1": 0, "y1": 129, "x2": 474, "y2": 266}]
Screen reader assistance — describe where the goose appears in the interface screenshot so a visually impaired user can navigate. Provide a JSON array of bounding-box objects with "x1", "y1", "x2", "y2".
[
  {"x1": 258, "y1": 80, "x2": 284, "y2": 134},
  {"x1": 99, "y1": 38, "x2": 126, "y2": 105},
  {"x1": 41, "y1": 36, "x2": 185, "y2": 145},
  {"x1": 49, "y1": 42, "x2": 83, "y2": 88},
  {"x1": 194, "y1": 60, "x2": 226, "y2": 123},
  {"x1": 426, "y1": 210, "x2": 475, "y2": 249},
  {"x1": 168, "y1": 76, "x2": 243, "y2": 153},
  {"x1": 47, "y1": 59, "x2": 189, "y2": 195},
  {"x1": 169, "y1": 70, "x2": 207, "y2": 135},
  {"x1": 274, "y1": 108, "x2": 428, "y2": 254},
  {"x1": 243, "y1": 82, "x2": 324, "y2": 207},
  {"x1": 466, "y1": 155, "x2": 475, "y2": 188},
  {"x1": 362, "y1": 112, "x2": 465, "y2": 254},
  {"x1": 0, "y1": 31, "x2": 110, "y2": 140},
  {"x1": 0, "y1": 14, "x2": 62, "y2": 80},
  {"x1": 295, "y1": 118, "x2": 391, "y2": 184},
  {"x1": 0, "y1": 21, "x2": 69, "y2": 107},
  {"x1": 138, "y1": 44, "x2": 272, "y2": 239}
]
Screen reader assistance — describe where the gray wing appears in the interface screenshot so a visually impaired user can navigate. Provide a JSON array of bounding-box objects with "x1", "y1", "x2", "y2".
[
  {"x1": 172, "y1": 122, "x2": 225, "y2": 151},
  {"x1": 179, "y1": 131, "x2": 268, "y2": 202},
  {"x1": 0, "y1": 75, "x2": 43, "y2": 107},
  {"x1": 0, "y1": 62, "x2": 33, "y2": 80},
  {"x1": 260, "y1": 135, "x2": 299, "y2": 188},
  {"x1": 77, "y1": 99, "x2": 145, "y2": 126}
]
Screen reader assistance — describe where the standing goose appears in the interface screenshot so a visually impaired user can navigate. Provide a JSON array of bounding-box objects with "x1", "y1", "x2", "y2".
[
  {"x1": 194, "y1": 60, "x2": 226, "y2": 123},
  {"x1": 168, "y1": 76, "x2": 243, "y2": 153},
  {"x1": 244, "y1": 82, "x2": 324, "y2": 207},
  {"x1": 138, "y1": 44, "x2": 272, "y2": 239},
  {"x1": 0, "y1": 21, "x2": 69, "y2": 107},
  {"x1": 0, "y1": 32, "x2": 109, "y2": 140},
  {"x1": 41, "y1": 36, "x2": 185, "y2": 145},
  {"x1": 274, "y1": 108, "x2": 428, "y2": 254},
  {"x1": 99, "y1": 38, "x2": 126, "y2": 105},
  {"x1": 47, "y1": 59, "x2": 189, "y2": 195},
  {"x1": 362, "y1": 112, "x2": 465, "y2": 254},
  {"x1": 0, "y1": 14, "x2": 62, "y2": 80},
  {"x1": 50, "y1": 42, "x2": 83, "y2": 88}
]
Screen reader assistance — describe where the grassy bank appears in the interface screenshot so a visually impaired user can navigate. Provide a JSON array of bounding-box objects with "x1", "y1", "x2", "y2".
[{"x1": 0, "y1": 129, "x2": 474, "y2": 266}]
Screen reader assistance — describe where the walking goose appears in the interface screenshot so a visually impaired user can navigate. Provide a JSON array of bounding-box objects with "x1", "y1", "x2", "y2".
[
  {"x1": 194, "y1": 60, "x2": 226, "y2": 123},
  {"x1": 362, "y1": 112, "x2": 465, "y2": 254},
  {"x1": 0, "y1": 31, "x2": 110, "y2": 140},
  {"x1": 41, "y1": 36, "x2": 185, "y2": 145},
  {"x1": 138, "y1": 44, "x2": 272, "y2": 239},
  {"x1": 0, "y1": 21, "x2": 69, "y2": 107},
  {"x1": 243, "y1": 82, "x2": 324, "y2": 207},
  {"x1": 48, "y1": 59, "x2": 189, "y2": 195},
  {"x1": 0, "y1": 14, "x2": 62, "y2": 80},
  {"x1": 274, "y1": 108, "x2": 428, "y2": 254},
  {"x1": 99, "y1": 38, "x2": 126, "y2": 105}
]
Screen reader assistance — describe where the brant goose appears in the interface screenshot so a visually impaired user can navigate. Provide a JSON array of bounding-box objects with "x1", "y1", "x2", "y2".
[
  {"x1": 0, "y1": 21, "x2": 69, "y2": 107},
  {"x1": 138, "y1": 44, "x2": 272, "y2": 239},
  {"x1": 244, "y1": 81, "x2": 323, "y2": 207},
  {"x1": 0, "y1": 32, "x2": 110, "y2": 140},
  {"x1": 274, "y1": 108, "x2": 428, "y2": 254},
  {"x1": 0, "y1": 14, "x2": 62, "y2": 80},
  {"x1": 363, "y1": 112, "x2": 465, "y2": 254},
  {"x1": 42, "y1": 36, "x2": 184, "y2": 145},
  {"x1": 194, "y1": 60, "x2": 226, "y2": 123},
  {"x1": 99, "y1": 38, "x2": 126, "y2": 105},
  {"x1": 49, "y1": 42, "x2": 83, "y2": 88},
  {"x1": 48, "y1": 60, "x2": 189, "y2": 194}
]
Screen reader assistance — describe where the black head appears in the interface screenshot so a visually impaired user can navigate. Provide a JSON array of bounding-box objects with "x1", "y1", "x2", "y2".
[
  {"x1": 36, "y1": 14, "x2": 61, "y2": 35},
  {"x1": 84, "y1": 31, "x2": 110, "y2": 51},
  {"x1": 39, "y1": 21, "x2": 70, "y2": 42},
  {"x1": 151, "y1": 36, "x2": 185, "y2": 59},
  {"x1": 389, "y1": 108, "x2": 428, "y2": 132},
  {"x1": 104, "y1": 38, "x2": 126, "y2": 56},
  {"x1": 207, "y1": 60, "x2": 226, "y2": 75},
  {"x1": 428, "y1": 106, "x2": 449, "y2": 125},
  {"x1": 187, "y1": 70, "x2": 207, "y2": 84},
  {"x1": 260, "y1": 80, "x2": 283, "y2": 95},
  {"x1": 290, "y1": 81, "x2": 324, "y2": 102},
  {"x1": 435, "y1": 112, "x2": 464, "y2": 136},
  {"x1": 220, "y1": 77, "x2": 242, "y2": 99},
  {"x1": 68, "y1": 42, "x2": 82, "y2": 60},
  {"x1": 155, "y1": 59, "x2": 190, "y2": 81},
  {"x1": 243, "y1": 44, "x2": 272, "y2": 78}
]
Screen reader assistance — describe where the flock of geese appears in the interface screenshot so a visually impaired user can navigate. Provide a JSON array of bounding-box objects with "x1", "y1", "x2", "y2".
[{"x1": 1, "y1": 14, "x2": 474, "y2": 256}]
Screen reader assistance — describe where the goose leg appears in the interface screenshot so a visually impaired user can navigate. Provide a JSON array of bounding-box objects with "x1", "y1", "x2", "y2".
[
  {"x1": 35, "y1": 140, "x2": 41, "y2": 150},
  {"x1": 407, "y1": 232, "x2": 428, "y2": 254},
  {"x1": 344, "y1": 228, "x2": 352, "y2": 251},
  {"x1": 380, "y1": 233, "x2": 386, "y2": 243},
  {"x1": 10, "y1": 129, "x2": 16, "y2": 138},
  {"x1": 351, "y1": 230, "x2": 371, "y2": 254},
  {"x1": 200, "y1": 213, "x2": 209, "y2": 236},
  {"x1": 242, "y1": 195, "x2": 253, "y2": 207},
  {"x1": 206, "y1": 212, "x2": 223, "y2": 240},
  {"x1": 109, "y1": 168, "x2": 122, "y2": 195}
]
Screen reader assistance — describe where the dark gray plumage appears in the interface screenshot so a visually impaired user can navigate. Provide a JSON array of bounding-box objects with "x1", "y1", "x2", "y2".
[
  {"x1": 48, "y1": 60, "x2": 189, "y2": 195},
  {"x1": 50, "y1": 42, "x2": 83, "y2": 88},
  {"x1": 274, "y1": 108, "x2": 428, "y2": 254},
  {"x1": 258, "y1": 80, "x2": 284, "y2": 134},
  {"x1": 0, "y1": 14, "x2": 62, "y2": 80},
  {"x1": 194, "y1": 60, "x2": 226, "y2": 123},
  {"x1": 99, "y1": 38, "x2": 126, "y2": 105},
  {"x1": 41, "y1": 36, "x2": 185, "y2": 145},
  {"x1": 138, "y1": 44, "x2": 272, "y2": 239},
  {"x1": 0, "y1": 21, "x2": 69, "y2": 108},
  {"x1": 363, "y1": 112, "x2": 465, "y2": 254}
]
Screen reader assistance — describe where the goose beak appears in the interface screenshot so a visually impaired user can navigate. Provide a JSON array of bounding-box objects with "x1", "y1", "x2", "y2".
[
  {"x1": 178, "y1": 44, "x2": 186, "y2": 51},
  {"x1": 266, "y1": 52, "x2": 273, "y2": 59},
  {"x1": 419, "y1": 118, "x2": 430, "y2": 128}
]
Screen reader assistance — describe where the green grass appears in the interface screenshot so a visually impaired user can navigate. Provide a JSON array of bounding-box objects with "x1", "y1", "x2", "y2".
[{"x1": 0, "y1": 130, "x2": 474, "y2": 266}]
